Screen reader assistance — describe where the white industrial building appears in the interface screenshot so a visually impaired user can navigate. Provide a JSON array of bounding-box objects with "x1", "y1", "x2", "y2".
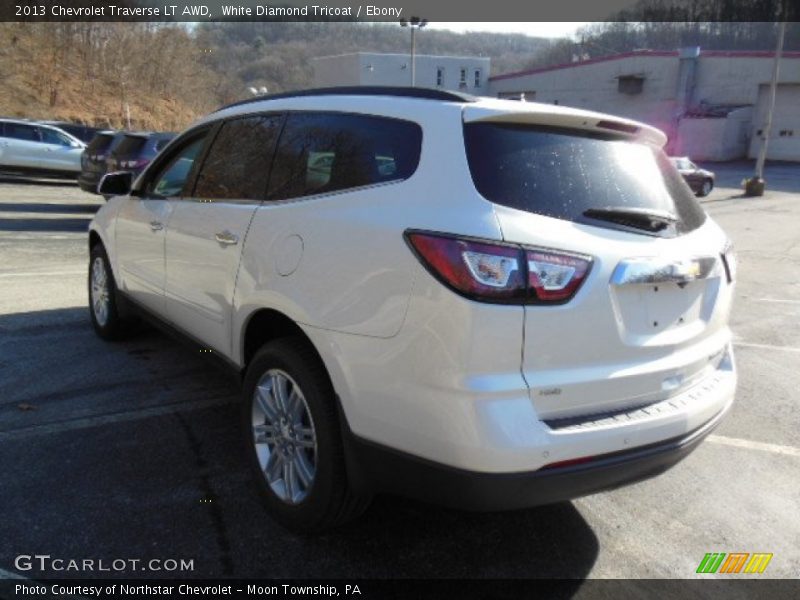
[
  {"x1": 312, "y1": 52, "x2": 491, "y2": 96},
  {"x1": 489, "y1": 48, "x2": 800, "y2": 162}
]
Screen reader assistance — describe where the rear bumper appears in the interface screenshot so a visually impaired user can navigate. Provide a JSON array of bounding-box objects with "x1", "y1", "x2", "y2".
[
  {"x1": 78, "y1": 172, "x2": 102, "y2": 193},
  {"x1": 345, "y1": 403, "x2": 728, "y2": 511}
]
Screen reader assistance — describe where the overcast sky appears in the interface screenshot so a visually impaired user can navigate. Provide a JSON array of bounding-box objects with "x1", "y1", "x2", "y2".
[{"x1": 427, "y1": 22, "x2": 592, "y2": 39}]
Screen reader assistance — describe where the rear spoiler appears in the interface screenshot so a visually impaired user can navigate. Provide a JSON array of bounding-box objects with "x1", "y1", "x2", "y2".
[{"x1": 462, "y1": 101, "x2": 667, "y2": 147}]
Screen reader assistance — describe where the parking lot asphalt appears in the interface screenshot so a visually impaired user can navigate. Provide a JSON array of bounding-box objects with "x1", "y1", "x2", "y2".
[{"x1": 0, "y1": 165, "x2": 798, "y2": 581}]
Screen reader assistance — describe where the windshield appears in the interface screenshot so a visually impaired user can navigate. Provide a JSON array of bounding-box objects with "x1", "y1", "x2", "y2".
[{"x1": 464, "y1": 123, "x2": 705, "y2": 236}]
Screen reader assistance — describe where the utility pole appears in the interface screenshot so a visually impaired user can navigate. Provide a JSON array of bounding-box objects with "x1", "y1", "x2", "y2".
[
  {"x1": 746, "y1": 18, "x2": 787, "y2": 196},
  {"x1": 400, "y1": 17, "x2": 427, "y2": 87}
]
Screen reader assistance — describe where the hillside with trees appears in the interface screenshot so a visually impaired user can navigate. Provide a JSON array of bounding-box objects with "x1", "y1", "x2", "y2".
[
  {"x1": 1, "y1": 15, "x2": 797, "y2": 132},
  {"x1": 0, "y1": 21, "x2": 550, "y2": 130}
]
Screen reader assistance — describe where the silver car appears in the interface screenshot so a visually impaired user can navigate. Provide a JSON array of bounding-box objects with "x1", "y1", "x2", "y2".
[{"x1": 0, "y1": 118, "x2": 86, "y2": 178}]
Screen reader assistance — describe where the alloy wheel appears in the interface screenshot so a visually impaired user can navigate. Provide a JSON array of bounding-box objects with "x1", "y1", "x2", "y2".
[
  {"x1": 90, "y1": 256, "x2": 110, "y2": 326},
  {"x1": 251, "y1": 369, "x2": 317, "y2": 505}
]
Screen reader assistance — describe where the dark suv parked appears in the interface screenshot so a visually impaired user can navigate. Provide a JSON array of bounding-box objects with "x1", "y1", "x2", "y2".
[
  {"x1": 106, "y1": 132, "x2": 175, "y2": 179},
  {"x1": 78, "y1": 131, "x2": 124, "y2": 194}
]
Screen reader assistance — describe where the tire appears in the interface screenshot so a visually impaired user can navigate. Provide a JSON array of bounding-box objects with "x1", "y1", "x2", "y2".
[
  {"x1": 242, "y1": 337, "x2": 371, "y2": 532},
  {"x1": 697, "y1": 179, "x2": 713, "y2": 197},
  {"x1": 88, "y1": 243, "x2": 132, "y2": 340}
]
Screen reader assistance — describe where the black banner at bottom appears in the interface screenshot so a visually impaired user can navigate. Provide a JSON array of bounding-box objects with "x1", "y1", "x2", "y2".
[{"x1": 1, "y1": 579, "x2": 799, "y2": 600}]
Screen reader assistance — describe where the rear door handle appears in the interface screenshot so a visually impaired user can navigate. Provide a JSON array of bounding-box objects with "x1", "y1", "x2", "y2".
[
  {"x1": 150, "y1": 221, "x2": 163, "y2": 232},
  {"x1": 215, "y1": 230, "x2": 239, "y2": 246}
]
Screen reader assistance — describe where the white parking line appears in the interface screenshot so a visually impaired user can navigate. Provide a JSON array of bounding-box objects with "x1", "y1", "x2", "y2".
[
  {"x1": 707, "y1": 435, "x2": 800, "y2": 458},
  {"x1": 734, "y1": 341, "x2": 800, "y2": 353},
  {"x1": 0, "y1": 270, "x2": 85, "y2": 278},
  {"x1": 0, "y1": 397, "x2": 231, "y2": 442},
  {"x1": 746, "y1": 297, "x2": 800, "y2": 305}
]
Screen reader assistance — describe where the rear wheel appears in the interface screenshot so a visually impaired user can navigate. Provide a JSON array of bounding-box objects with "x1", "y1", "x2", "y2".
[
  {"x1": 242, "y1": 338, "x2": 370, "y2": 532},
  {"x1": 697, "y1": 179, "x2": 713, "y2": 197}
]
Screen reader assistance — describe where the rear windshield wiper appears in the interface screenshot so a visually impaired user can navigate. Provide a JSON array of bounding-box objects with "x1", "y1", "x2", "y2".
[{"x1": 582, "y1": 207, "x2": 678, "y2": 232}]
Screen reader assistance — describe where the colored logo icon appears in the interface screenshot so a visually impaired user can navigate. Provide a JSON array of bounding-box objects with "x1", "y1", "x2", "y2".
[{"x1": 696, "y1": 552, "x2": 773, "y2": 574}]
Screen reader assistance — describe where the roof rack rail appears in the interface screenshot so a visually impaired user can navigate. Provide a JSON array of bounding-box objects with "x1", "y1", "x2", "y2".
[{"x1": 215, "y1": 86, "x2": 477, "y2": 112}]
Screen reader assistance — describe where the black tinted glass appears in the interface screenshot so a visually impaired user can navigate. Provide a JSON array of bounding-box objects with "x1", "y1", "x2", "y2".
[
  {"x1": 150, "y1": 136, "x2": 207, "y2": 198},
  {"x1": 268, "y1": 112, "x2": 422, "y2": 201},
  {"x1": 154, "y1": 137, "x2": 173, "y2": 152},
  {"x1": 40, "y1": 128, "x2": 72, "y2": 146},
  {"x1": 5, "y1": 123, "x2": 39, "y2": 141},
  {"x1": 114, "y1": 135, "x2": 147, "y2": 157},
  {"x1": 194, "y1": 115, "x2": 282, "y2": 201},
  {"x1": 464, "y1": 123, "x2": 705, "y2": 235},
  {"x1": 87, "y1": 134, "x2": 115, "y2": 153}
]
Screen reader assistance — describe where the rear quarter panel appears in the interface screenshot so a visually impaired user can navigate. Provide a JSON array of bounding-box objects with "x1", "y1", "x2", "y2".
[{"x1": 231, "y1": 99, "x2": 504, "y2": 365}]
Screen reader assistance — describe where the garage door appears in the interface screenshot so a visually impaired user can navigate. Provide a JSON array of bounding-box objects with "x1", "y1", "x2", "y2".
[{"x1": 749, "y1": 84, "x2": 800, "y2": 162}]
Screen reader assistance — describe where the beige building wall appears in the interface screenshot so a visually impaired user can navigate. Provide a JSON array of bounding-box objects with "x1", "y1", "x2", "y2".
[
  {"x1": 313, "y1": 53, "x2": 491, "y2": 95},
  {"x1": 489, "y1": 53, "x2": 681, "y2": 134},
  {"x1": 489, "y1": 51, "x2": 800, "y2": 161},
  {"x1": 676, "y1": 107, "x2": 753, "y2": 161}
]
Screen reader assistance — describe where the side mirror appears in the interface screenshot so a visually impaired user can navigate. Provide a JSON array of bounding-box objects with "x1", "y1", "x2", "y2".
[
  {"x1": 98, "y1": 171, "x2": 133, "y2": 197},
  {"x1": 70, "y1": 140, "x2": 83, "y2": 148}
]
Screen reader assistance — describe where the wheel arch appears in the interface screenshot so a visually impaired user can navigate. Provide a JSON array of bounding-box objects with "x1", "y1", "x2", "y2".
[
  {"x1": 89, "y1": 229, "x2": 103, "y2": 251},
  {"x1": 241, "y1": 308, "x2": 328, "y2": 378}
]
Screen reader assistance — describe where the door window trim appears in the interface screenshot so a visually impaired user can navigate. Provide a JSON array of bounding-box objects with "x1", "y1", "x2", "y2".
[
  {"x1": 138, "y1": 124, "x2": 217, "y2": 199},
  {"x1": 264, "y1": 110, "x2": 424, "y2": 204},
  {"x1": 185, "y1": 111, "x2": 287, "y2": 205}
]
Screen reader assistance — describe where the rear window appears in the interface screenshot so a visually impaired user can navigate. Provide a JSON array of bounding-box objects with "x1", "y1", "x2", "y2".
[
  {"x1": 87, "y1": 133, "x2": 115, "y2": 153},
  {"x1": 464, "y1": 123, "x2": 706, "y2": 236},
  {"x1": 267, "y1": 112, "x2": 422, "y2": 201},
  {"x1": 113, "y1": 135, "x2": 148, "y2": 157}
]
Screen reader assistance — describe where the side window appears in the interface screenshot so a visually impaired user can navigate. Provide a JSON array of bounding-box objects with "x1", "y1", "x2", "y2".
[
  {"x1": 5, "y1": 123, "x2": 39, "y2": 142},
  {"x1": 193, "y1": 114, "x2": 282, "y2": 201},
  {"x1": 40, "y1": 128, "x2": 73, "y2": 146},
  {"x1": 267, "y1": 112, "x2": 423, "y2": 202},
  {"x1": 148, "y1": 135, "x2": 208, "y2": 199}
]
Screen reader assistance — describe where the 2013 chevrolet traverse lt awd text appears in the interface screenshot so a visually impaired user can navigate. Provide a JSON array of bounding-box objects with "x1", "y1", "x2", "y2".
[{"x1": 88, "y1": 88, "x2": 737, "y2": 532}]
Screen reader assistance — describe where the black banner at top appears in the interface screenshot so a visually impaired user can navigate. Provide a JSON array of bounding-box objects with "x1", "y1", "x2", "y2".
[{"x1": 1, "y1": 0, "x2": 797, "y2": 22}]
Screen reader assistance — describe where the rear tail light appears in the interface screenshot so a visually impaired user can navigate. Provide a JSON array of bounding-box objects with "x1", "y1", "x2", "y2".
[
  {"x1": 115, "y1": 158, "x2": 148, "y2": 169},
  {"x1": 527, "y1": 250, "x2": 592, "y2": 302},
  {"x1": 405, "y1": 231, "x2": 592, "y2": 305}
]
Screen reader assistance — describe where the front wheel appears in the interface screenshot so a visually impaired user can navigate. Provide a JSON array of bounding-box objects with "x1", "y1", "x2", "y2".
[
  {"x1": 242, "y1": 338, "x2": 371, "y2": 532},
  {"x1": 88, "y1": 244, "x2": 131, "y2": 340}
]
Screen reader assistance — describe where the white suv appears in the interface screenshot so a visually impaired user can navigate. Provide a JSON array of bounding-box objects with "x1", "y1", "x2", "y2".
[
  {"x1": 0, "y1": 118, "x2": 86, "y2": 178},
  {"x1": 89, "y1": 88, "x2": 737, "y2": 531}
]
